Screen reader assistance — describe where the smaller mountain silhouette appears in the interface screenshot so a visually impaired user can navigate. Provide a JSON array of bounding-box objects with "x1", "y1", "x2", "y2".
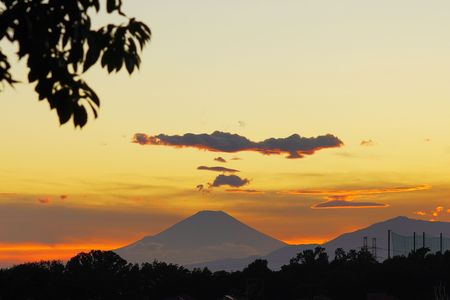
[
  {"x1": 115, "y1": 210, "x2": 286, "y2": 265},
  {"x1": 187, "y1": 216, "x2": 450, "y2": 270},
  {"x1": 323, "y1": 216, "x2": 450, "y2": 260}
]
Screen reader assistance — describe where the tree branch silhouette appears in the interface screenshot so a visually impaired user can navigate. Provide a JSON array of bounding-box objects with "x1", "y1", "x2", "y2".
[{"x1": 0, "y1": 0, "x2": 151, "y2": 127}]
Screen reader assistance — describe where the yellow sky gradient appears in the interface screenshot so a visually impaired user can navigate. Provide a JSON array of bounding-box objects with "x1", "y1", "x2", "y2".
[{"x1": 1, "y1": 0, "x2": 450, "y2": 264}]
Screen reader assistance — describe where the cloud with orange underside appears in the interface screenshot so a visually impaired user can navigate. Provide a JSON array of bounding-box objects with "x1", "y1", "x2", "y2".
[
  {"x1": 279, "y1": 185, "x2": 431, "y2": 209},
  {"x1": 132, "y1": 131, "x2": 343, "y2": 159}
]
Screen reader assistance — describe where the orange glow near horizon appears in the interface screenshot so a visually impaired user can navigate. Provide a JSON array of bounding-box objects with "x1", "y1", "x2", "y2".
[
  {"x1": 282, "y1": 237, "x2": 328, "y2": 245},
  {"x1": 0, "y1": 242, "x2": 128, "y2": 266}
]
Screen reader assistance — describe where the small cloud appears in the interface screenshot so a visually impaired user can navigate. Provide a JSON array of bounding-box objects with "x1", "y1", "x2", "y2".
[
  {"x1": 414, "y1": 211, "x2": 427, "y2": 216},
  {"x1": 312, "y1": 200, "x2": 388, "y2": 209},
  {"x1": 432, "y1": 206, "x2": 445, "y2": 218},
  {"x1": 37, "y1": 197, "x2": 50, "y2": 204},
  {"x1": 231, "y1": 157, "x2": 241, "y2": 161},
  {"x1": 225, "y1": 189, "x2": 264, "y2": 194},
  {"x1": 197, "y1": 166, "x2": 239, "y2": 173},
  {"x1": 132, "y1": 131, "x2": 343, "y2": 159},
  {"x1": 425, "y1": 138, "x2": 431, "y2": 142},
  {"x1": 414, "y1": 206, "x2": 447, "y2": 220},
  {"x1": 196, "y1": 184, "x2": 210, "y2": 194},
  {"x1": 238, "y1": 121, "x2": 246, "y2": 127},
  {"x1": 60, "y1": 195, "x2": 68, "y2": 200},
  {"x1": 210, "y1": 174, "x2": 250, "y2": 188},
  {"x1": 360, "y1": 139, "x2": 375, "y2": 146},
  {"x1": 214, "y1": 157, "x2": 227, "y2": 163}
]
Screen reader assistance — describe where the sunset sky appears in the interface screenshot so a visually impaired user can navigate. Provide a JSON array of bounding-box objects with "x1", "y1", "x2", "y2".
[{"x1": 2, "y1": 0, "x2": 450, "y2": 265}]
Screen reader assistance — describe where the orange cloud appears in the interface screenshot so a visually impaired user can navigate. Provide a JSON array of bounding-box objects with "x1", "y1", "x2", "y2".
[
  {"x1": 413, "y1": 206, "x2": 448, "y2": 221},
  {"x1": 37, "y1": 197, "x2": 51, "y2": 204},
  {"x1": 431, "y1": 206, "x2": 445, "y2": 218}
]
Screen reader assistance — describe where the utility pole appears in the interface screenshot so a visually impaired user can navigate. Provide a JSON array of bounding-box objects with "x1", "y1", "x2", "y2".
[
  {"x1": 372, "y1": 238, "x2": 377, "y2": 259},
  {"x1": 413, "y1": 232, "x2": 416, "y2": 252},
  {"x1": 440, "y1": 233, "x2": 443, "y2": 254},
  {"x1": 388, "y1": 230, "x2": 391, "y2": 259},
  {"x1": 363, "y1": 236, "x2": 368, "y2": 251},
  {"x1": 423, "y1": 232, "x2": 425, "y2": 249}
]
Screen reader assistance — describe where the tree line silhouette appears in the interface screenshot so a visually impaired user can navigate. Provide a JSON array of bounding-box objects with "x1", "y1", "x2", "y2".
[{"x1": 0, "y1": 247, "x2": 449, "y2": 300}]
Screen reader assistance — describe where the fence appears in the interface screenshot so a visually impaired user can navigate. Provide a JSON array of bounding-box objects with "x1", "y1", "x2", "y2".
[{"x1": 391, "y1": 232, "x2": 450, "y2": 257}]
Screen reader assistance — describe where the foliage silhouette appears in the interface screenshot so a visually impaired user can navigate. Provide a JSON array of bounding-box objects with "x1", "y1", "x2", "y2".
[
  {"x1": 0, "y1": 0, "x2": 151, "y2": 127},
  {"x1": 1, "y1": 248, "x2": 450, "y2": 299},
  {"x1": 290, "y1": 246, "x2": 329, "y2": 266}
]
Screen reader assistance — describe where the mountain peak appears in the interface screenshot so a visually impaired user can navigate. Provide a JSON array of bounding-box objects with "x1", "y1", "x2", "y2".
[
  {"x1": 193, "y1": 210, "x2": 229, "y2": 217},
  {"x1": 197, "y1": 210, "x2": 226, "y2": 214},
  {"x1": 115, "y1": 210, "x2": 286, "y2": 265}
]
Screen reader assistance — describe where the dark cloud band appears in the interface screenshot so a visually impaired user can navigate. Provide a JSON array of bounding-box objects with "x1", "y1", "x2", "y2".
[
  {"x1": 197, "y1": 166, "x2": 239, "y2": 173},
  {"x1": 133, "y1": 131, "x2": 343, "y2": 159}
]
